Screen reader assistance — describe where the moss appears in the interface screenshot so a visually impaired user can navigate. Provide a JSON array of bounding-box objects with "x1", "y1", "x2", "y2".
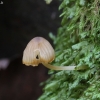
[{"x1": 38, "y1": 0, "x2": 100, "y2": 100}]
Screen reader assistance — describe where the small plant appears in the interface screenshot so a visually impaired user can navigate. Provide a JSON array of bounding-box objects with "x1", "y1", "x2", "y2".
[{"x1": 38, "y1": 0, "x2": 100, "y2": 100}]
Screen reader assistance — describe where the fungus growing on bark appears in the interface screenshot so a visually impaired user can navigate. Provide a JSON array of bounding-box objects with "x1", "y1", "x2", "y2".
[{"x1": 22, "y1": 37, "x2": 87, "y2": 70}]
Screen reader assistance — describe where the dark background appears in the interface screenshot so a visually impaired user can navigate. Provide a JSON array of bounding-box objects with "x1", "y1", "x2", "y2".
[{"x1": 0, "y1": 0, "x2": 61, "y2": 100}]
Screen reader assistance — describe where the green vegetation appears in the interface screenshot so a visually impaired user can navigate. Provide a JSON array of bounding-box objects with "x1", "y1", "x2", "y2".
[{"x1": 38, "y1": 0, "x2": 100, "y2": 100}]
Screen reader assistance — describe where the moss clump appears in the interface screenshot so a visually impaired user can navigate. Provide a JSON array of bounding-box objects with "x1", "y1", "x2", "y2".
[{"x1": 38, "y1": 0, "x2": 100, "y2": 100}]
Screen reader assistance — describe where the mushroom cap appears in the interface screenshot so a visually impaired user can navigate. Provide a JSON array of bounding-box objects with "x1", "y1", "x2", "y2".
[{"x1": 22, "y1": 37, "x2": 55, "y2": 66}]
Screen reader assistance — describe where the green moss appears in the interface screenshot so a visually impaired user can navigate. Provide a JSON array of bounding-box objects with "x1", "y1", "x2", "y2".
[{"x1": 38, "y1": 0, "x2": 100, "y2": 100}]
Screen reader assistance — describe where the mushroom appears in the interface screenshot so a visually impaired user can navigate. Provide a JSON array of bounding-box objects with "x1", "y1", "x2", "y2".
[{"x1": 22, "y1": 37, "x2": 88, "y2": 70}]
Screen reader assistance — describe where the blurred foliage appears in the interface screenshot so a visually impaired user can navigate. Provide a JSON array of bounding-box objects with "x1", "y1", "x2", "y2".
[
  {"x1": 38, "y1": 0, "x2": 100, "y2": 100},
  {"x1": 44, "y1": 0, "x2": 52, "y2": 4}
]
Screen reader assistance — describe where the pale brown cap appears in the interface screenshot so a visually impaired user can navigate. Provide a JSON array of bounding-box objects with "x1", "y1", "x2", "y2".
[{"x1": 22, "y1": 37, "x2": 55, "y2": 66}]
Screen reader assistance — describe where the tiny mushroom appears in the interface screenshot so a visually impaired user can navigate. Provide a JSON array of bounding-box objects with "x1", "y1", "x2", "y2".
[{"x1": 22, "y1": 37, "x2": 87, "y2": 70}]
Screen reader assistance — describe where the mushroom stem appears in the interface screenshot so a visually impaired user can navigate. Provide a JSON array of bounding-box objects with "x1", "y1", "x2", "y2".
[
  {"x1": 42, "y1": 63, "x2": 76, "y2": 70},
  {"x1": 42, "y1": 63, "x2": 88, "y2": 70}
]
